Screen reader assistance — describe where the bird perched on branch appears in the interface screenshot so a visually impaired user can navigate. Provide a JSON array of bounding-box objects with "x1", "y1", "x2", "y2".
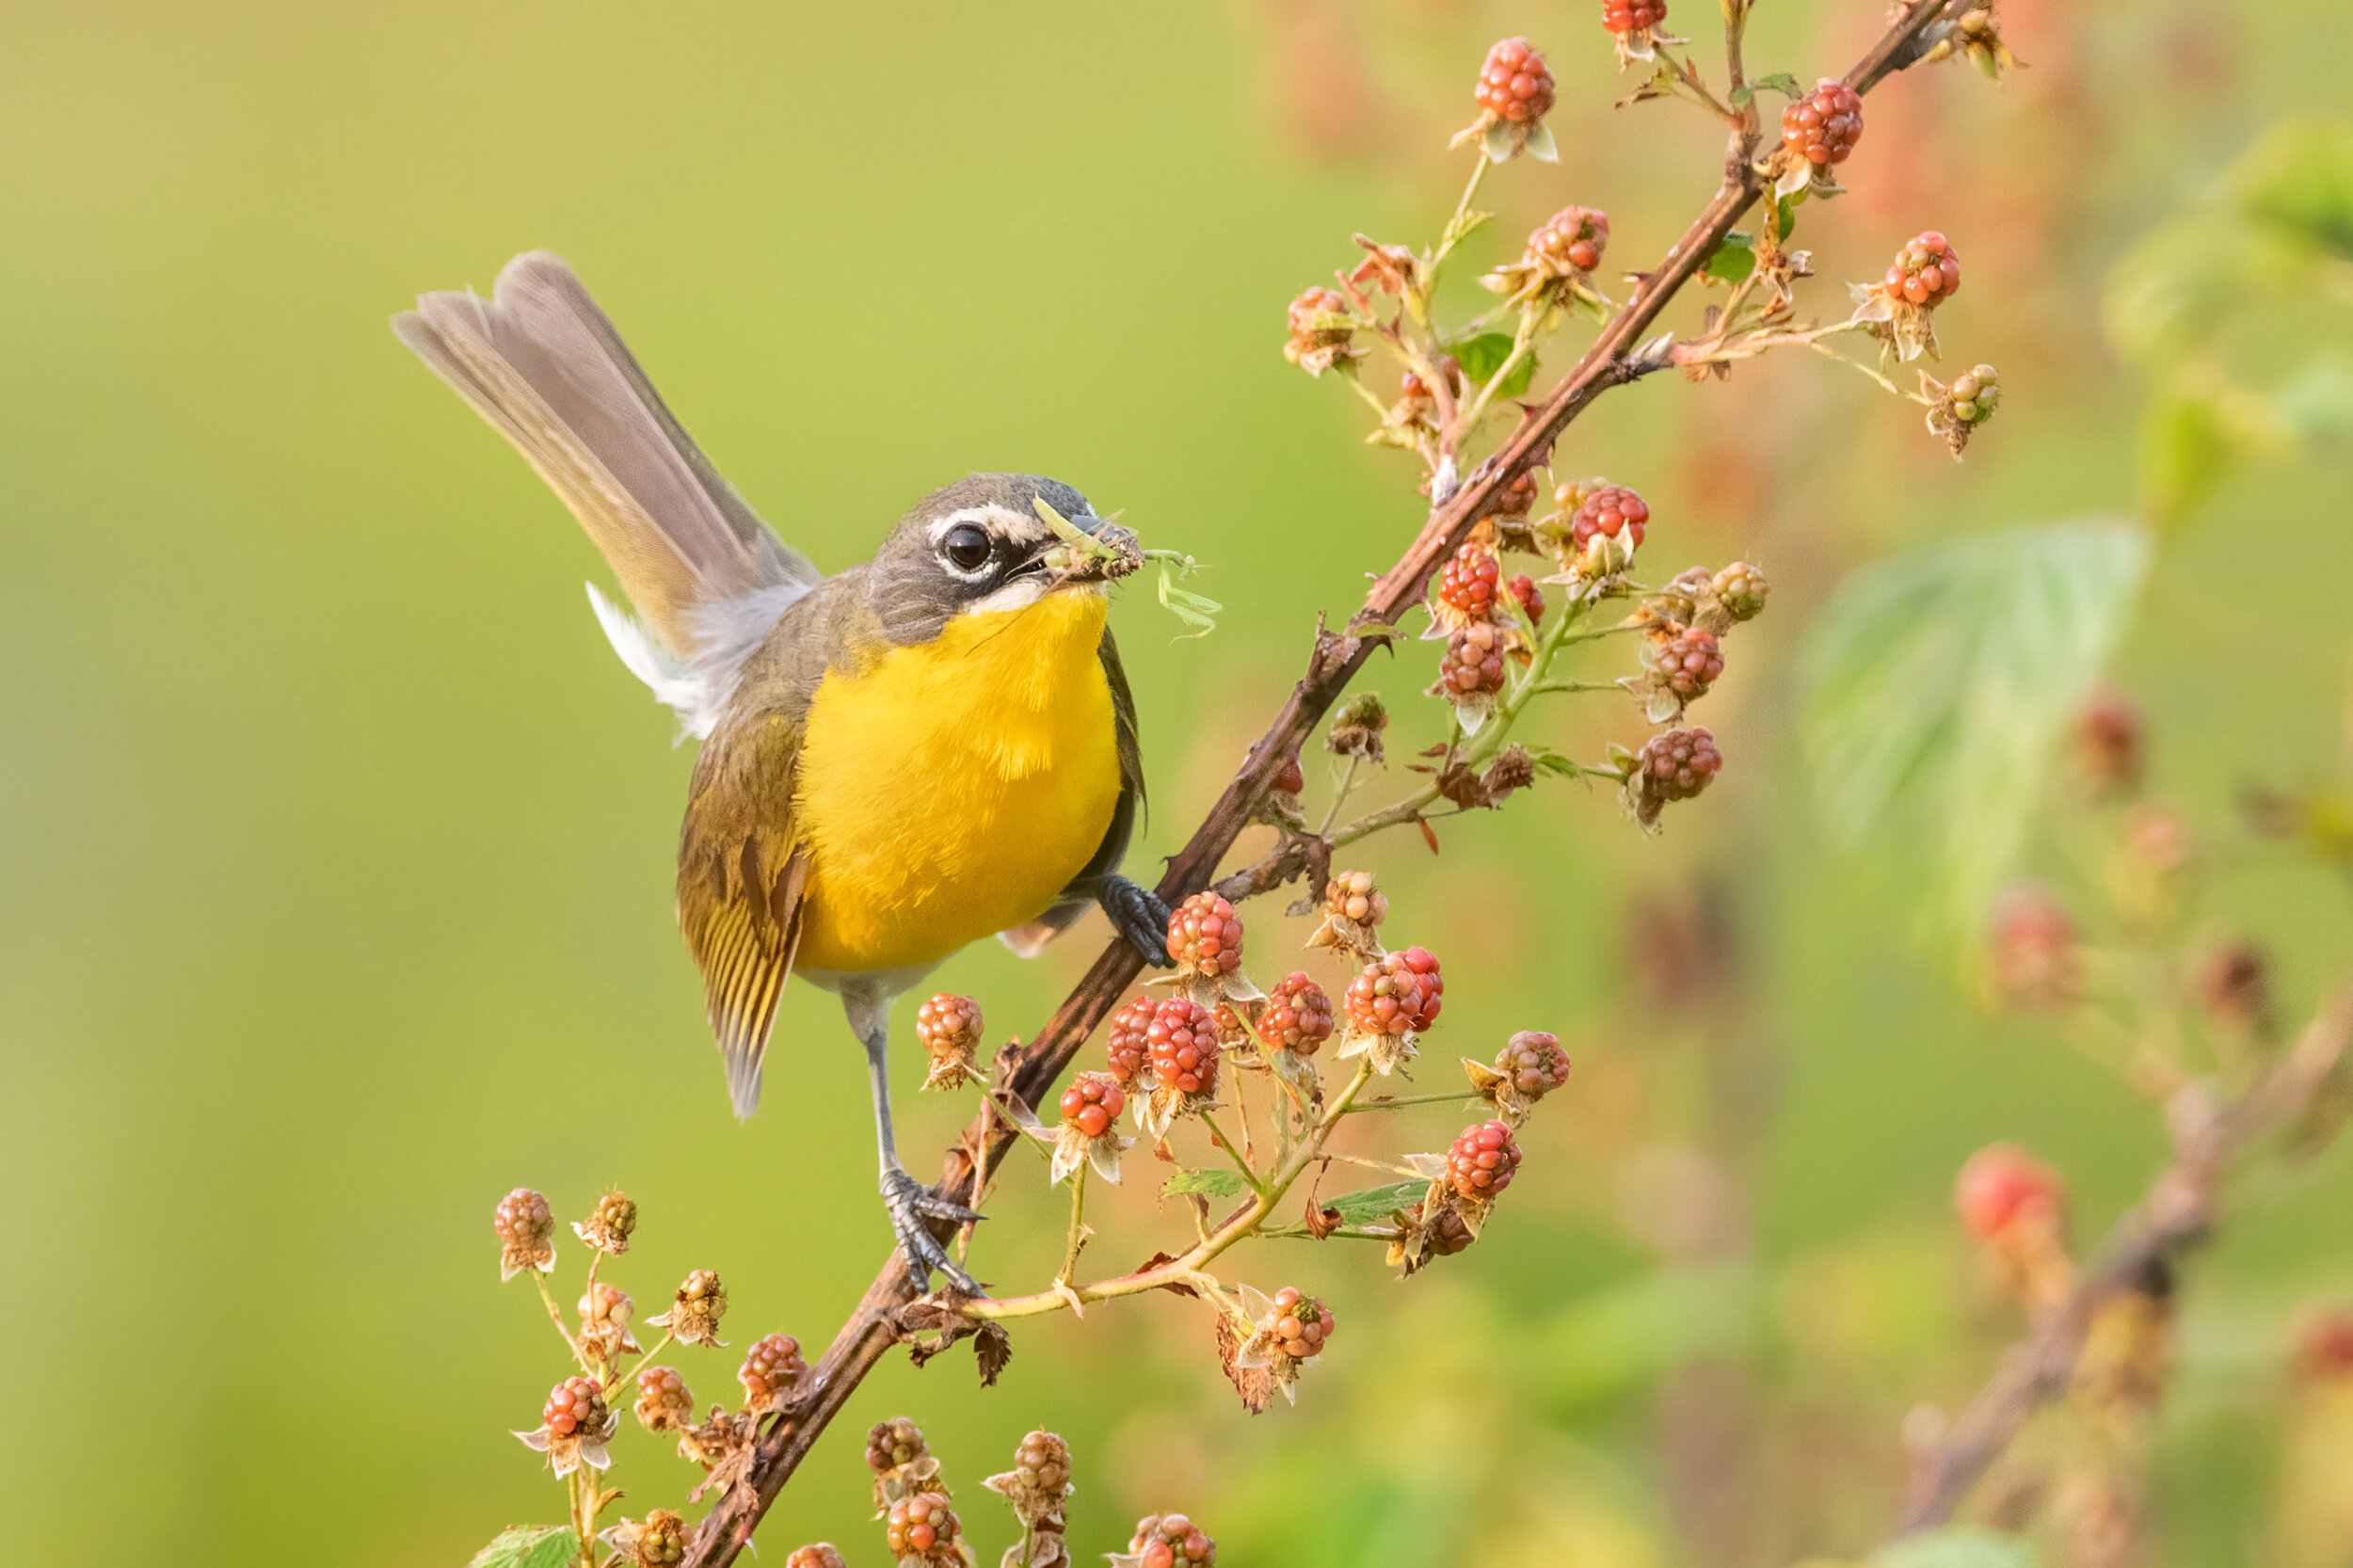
[{"x1": 394, "y1": 252, "x2": 1170, "y2": 1292}]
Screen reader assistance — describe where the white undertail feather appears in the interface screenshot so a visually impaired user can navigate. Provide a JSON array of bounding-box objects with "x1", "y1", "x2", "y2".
[{"x1": 586, "y1": 579, "x2": 812, "y2": 742}]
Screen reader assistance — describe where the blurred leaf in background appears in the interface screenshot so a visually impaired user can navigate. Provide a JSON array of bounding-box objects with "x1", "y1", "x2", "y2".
[{"x1": 1800, "y1": 520, "x2": 2150, "y2": 950}]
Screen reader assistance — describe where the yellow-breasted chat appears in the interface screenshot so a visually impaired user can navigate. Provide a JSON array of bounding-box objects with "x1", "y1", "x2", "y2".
[{"x1": 392, "y1": 252, "x2": 1172, "y2": 1291}]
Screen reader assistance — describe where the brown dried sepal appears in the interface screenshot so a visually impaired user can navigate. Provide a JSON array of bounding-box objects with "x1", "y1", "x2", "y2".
[
  {"x1": 1385, "y1": 1177, "x2": 1483, "y2": 1277},
  {"x1": 1212, "y1": 1309, "x2": 1281, "y2": 1416},
  {"x1": 601, "y1": 1510, "x2": 689, "y2": 1567},
  {"x1": 680, "y1": 1405, "x2": 760, "y2": 1502},
  {"x1": 1307, "y1": 869, "x2": 1387, "y2": 959},
  {"x1": 1323, "y1": 694, "x2": 1388, "y2": 763}
]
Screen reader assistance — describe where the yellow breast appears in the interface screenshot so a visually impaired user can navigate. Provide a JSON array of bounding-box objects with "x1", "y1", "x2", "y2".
[{"x1": 792, "y1": 588, "x2": 1123, "y2": 975}]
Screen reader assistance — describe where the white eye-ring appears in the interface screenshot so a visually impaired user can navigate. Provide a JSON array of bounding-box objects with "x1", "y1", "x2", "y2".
[{"x1": 939, "y1": 522, "x2": 992, "y2": 574}]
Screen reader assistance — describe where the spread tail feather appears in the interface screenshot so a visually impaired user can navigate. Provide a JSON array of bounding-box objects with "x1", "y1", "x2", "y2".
[{"x1": 392, "y1": 250, "x2": 819, "y2": 658}]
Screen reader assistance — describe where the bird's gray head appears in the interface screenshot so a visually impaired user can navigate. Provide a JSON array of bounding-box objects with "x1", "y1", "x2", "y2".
[{"x1": 867, "y1": 472, "x2": 1142, "y2": 646}]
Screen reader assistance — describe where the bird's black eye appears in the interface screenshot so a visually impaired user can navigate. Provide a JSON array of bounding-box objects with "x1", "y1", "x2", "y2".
[{"x1": 941, "y1": 523, "x2": 992, "y2": 573}]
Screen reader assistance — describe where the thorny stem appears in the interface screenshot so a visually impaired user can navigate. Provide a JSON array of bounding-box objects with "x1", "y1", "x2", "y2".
[
  {"x1": 1348, "y1": 1089, "x2": 1481, "y2": 1113},
  {"x1": 1317, "y1": 754, "x2": 1364, "y2": 838},
  {"x1": 1897, "y1": 992, "x2": 2353, "y2": 1533},
  {"x1": 680, "y1": 9, "x2": 1959, "y2": 1560}
]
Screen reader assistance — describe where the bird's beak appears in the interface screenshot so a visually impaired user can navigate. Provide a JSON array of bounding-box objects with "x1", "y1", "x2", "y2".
[{"x1": 1032, "y1": 499, "x2": 1144, "y2": 588}]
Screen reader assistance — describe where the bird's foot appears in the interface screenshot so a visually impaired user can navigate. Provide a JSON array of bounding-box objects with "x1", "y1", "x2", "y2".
[
  {"x1": 881, "y1": 1167, "x2": 985, "y2": 1296},
  {"x1": 1100, "y1": 875, "x2": 1174, "y2": 967}
]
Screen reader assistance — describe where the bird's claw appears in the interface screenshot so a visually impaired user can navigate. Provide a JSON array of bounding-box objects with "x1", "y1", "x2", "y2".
[
  {"x1": 881, "y1": 1167, "x2": 984, "y2": 1296},
  {"x1": 1100, "y1": 875, "x2": 1174, "y2": 967}
]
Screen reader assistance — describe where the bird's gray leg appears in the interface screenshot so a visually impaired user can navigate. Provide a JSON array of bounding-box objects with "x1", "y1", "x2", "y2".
[
  {"x1": 1097, "y1": 875, "x2": 1174, "y2": 967},
  {"x1": 856, "y1": 1012, "x2": 984, "y2": 1295}
]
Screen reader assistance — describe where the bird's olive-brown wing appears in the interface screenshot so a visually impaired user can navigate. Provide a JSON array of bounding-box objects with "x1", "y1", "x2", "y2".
[{"x1": 676, "y1": 708, "x2": 808, "y2": 1117}]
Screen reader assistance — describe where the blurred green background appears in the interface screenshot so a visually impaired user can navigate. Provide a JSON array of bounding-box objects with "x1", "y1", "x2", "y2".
[{"x1": 7, "y1": 2, "x2": 2353, "y2": 1565}]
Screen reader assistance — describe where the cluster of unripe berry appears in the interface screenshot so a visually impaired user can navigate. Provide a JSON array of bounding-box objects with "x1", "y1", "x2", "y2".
[
  {"x1": 542, "y1": 1374, "x2": 608, "y2": 1437},
  {"x1": 1128, "y1": 1512, "x2": 1218, "y2": 1568},
  {"x1": 1059, "y1": 1072, "x2": 1127, "y2": 1137},
  {"x1": 1261, "y1": 1286, "x2": 1338, "y2": 1361},
  {"x1": 885, "y1": 1493, "x2": 963, "y2": 1560},
  {"x1": 1782, "y1": 79, "x2": 1865, "y2": 169},
  {"x1": 1167, "y1": 891, "x2": 1244, "y2": 978},
  {"x1": 1884, "y1": 231, "x2": 1961, "y2": 308},
  {"x1": 738, "y1": 1333, "x2": 807, "y2": 1413},
  {"x1": 1474, "y1": 37, "x2": 1555, "y2": 123},
  {"x1": 1344, "y1": 946, "x2": 1446, "y2": 1039},
  {"x1": 1448, "y1": 1119, "x2": 1525, "y2": 1200}
]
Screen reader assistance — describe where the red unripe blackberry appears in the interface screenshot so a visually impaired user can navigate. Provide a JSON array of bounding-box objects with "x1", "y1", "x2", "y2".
[
  {"x1": 1438, "y1": 541, "x2": 1502, "y2": 619},
  {"x1": 1266, "y1": 1285, "x2": 1338, "y2": 1360},
  {"x1": 1147, "y1": 998, "x2": 1220, "y2": 1096},
  {"x1": 1168, "y1": 891, "x2": 1244, "y2": 978},
  {"x1": 543, "y1": 1374, "x2": 608, "y2": 1437},
  {"x1": 1782, "y1": 79, "x2": 1864, "y2": 166},
  {"x1": 1324, "y1": 870, "x2": 1387, "y2": 930},
  {"x1": 1954, "y1": 1144, "x2": 2063, "y2": 1243},
  {"x1": 886, "y1": 1493, "x2": 962, "y2": 1559},
  {"x1": 1059, "y1": 1071, "x2": 1128, "y2": 1138},
  {"x1": 1346, "y1": 947, "x2": 1445, "y2": 1037},
  {"x1": 915, "y1": 993, "x2": 983, "y2": 1062},
  {"x1": 1448, "y1": 1119, "x2": 1524, "y2": 1200},
  {"x1": 1286, "y1": 286, "x2": 1353, "y2": 351},
  {"x1": 1108, "y1": 995, "x2": 1156, "y2": 1090},
  {"x1": 1272, "y1": 755, "x2": 1305, "y2": 794},
  {"x1": 1496, "y1": 1031, "x2": 1572, "y2": 1097},
  {"x1": 1602, "y1": 0, "x2": 1668, "y2": 35},
  {"x1": 868, "y1": 1416, "x2": 930, "y2": 1473},
  {"x1": 1532, "y1": 205, "x2": 1610, "y2": 273},
  {"x1": 1884, "y1": 230, "x2": 1961, "y2": 308},
  {"x1": 1507, "y1": 575, "x2": 1545, "y2": 624},
  {"x1": 1439, "y1": 622, "x2": 1509, "y2": 698},
  {"x1": 739, "y1": 1333, "x2": 807, "y2": 1411},
  {"x1": 1567, "y1": 483, "x2": 1650, "y2": 553},
  {"x1": 1495, "y1": 470, "x2": 1540, "y2": 519},
  {"x1": 1130, "y1": 1513, "x2": 1216, "y2": 1568},
  {"x1": 1475, "y1": 37, "x2": 1555, "y2": 124},
  {"x1": 1634, "y1": 727, "x2": 1722, "y2": 803},
  {"x1": 1261, "y1": 972, "x2": 1337, "y2": 1055},
  {"x1": 785, "y1": 1547, "x2": 848, "y2": 1568},
  {"x1": 1652, "y1": 625, "x2": 1724, "y2": 700},
  {"x1": 633, "y1": 1365, "x2": 693, "y2": 1432}
]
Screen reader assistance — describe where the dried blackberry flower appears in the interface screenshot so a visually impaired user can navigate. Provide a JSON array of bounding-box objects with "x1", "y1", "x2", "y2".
[
  {"x1": 573, "y1": 1189, "x2": 637, "y2": 1255},
  {"x1": 649, "y1": 1269, "x2": 728, "y2": 1348},
  {"x1": 1923, "y1": 363, "x2": 2001, "y2": 457},
  {"x1": 493, "y1": 1187, "x2": 556, "y2": 1281},
  {"x1": 1228, "y1": 1284, "x2": 1338, "y2": 1405},
  {"x1": 1324, "y1": 692, "x2": 1388, "y2": 762},
  {"x1": 578, "y1": 1281, "x2": 644, "y2": 1361},
  {"x1": 1282, "y1": 286, "x2": 1362, "y2": 377},
  {"x1": 680, "y1": 1407, "x2": 760, "y2": 1503},
  {"x1": 601, "y1": 1510, "x2": 688, "y2": 1567},
  {"x1": 1347, "y1": 234, "x2": 1418, "y2": 297},
  {"x1": 869, "y1": 1416, "x2": 944, "y2": 1510},
  {"x1": 1481, "y1": 744, "x2": 1536, "y2": 802}
]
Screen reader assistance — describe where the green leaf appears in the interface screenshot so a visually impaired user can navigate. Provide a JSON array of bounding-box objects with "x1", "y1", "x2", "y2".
[
  {"x1": 1450, "y1": 331, "x2": 1535, "y2": 396},
  {"x1": 1323, "y1": 1180, "x2": 1428, "y2": 1224},
  {"x1": 1530, "y1": 752, "x2": 1582, "y2": 777},
  {"x1": 1751, "y1": 71, "x2": 1802, "y2": 98},
  {"x1": 1704, "y1": 234, "x2": 1757, "y2": 285},
  {"x1": 1799, "y1": 520, "x2": 2151, "y2": 946},
  {"x1": 1162, "y1": 1168, "x2": 1247, "y2": 1199},
  {"x1": 1870, "y1": 1528, "x2": 2039, "y2": 1568},
  {"x1": 465, "y1": 1527, "x2": 579, "y2": 1568},
  {"x1": 2101, "y1": 217, "x2": 2245, "y2": 367},
  {"x1": 2233, "y1": 117, "x2": 2353, "y2": 259},
  {"x1": 1774, "y1": 191, "x2": 1800, "y2": 241},
  {"x1": 2271, "y1": 354, "x2": 2353, "y2": 441}
]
